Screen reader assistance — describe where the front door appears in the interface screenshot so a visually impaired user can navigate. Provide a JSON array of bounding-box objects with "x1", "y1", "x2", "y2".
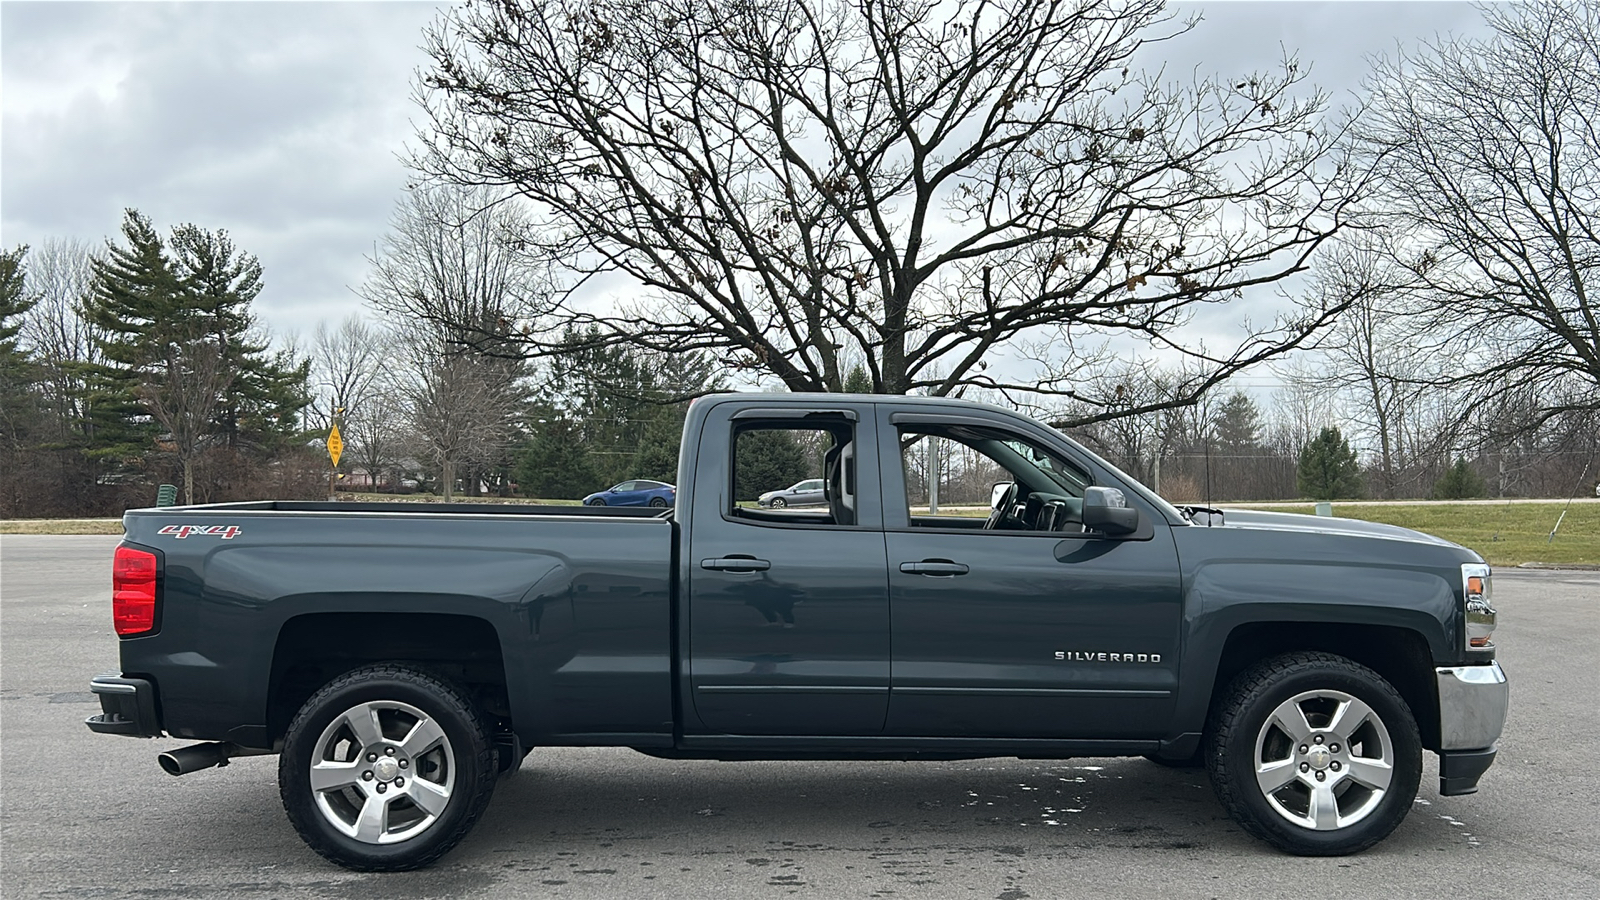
[
  {"x1": 877, "y1": 412, "x2": 1183, "y2": 739},
  {"x1": 686, "y1": 404, "x2": 890, "y2": 736}
]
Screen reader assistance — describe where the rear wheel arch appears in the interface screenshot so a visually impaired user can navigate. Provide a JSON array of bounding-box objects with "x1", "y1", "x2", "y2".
[{"x1": 267, "y1": 612, "x2": 512, "y2": 752}]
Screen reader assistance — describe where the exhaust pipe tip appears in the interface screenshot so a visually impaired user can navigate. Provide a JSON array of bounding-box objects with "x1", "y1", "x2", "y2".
[{"x1": 158, "y1": 742, "x2": 230, "y2": 776}]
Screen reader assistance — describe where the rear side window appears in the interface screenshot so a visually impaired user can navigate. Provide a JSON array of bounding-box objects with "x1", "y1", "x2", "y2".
[{"x1": 729, "y1": 422, "x2": 858, "y2": 527}]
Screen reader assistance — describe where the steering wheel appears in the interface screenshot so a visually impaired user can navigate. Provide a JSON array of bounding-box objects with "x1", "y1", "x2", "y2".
[{"x1": 983, "y1": 482, "x2": 1019, "y2": 530}]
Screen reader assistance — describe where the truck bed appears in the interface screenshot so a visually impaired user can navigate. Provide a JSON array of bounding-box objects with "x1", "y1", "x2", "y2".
[{"x1": 119, "y1": 503, "x2": 677, "y2": 749}]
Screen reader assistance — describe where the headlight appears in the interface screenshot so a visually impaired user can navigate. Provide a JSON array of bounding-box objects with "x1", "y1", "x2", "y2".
[{"x1": 1461, "y1": 562, "x2": 1496, "y2": 650}]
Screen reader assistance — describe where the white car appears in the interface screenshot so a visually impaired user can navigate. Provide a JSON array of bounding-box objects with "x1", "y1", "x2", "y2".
[{"x1": 757, "y1": 478, "x2": 827, "y2": 508}]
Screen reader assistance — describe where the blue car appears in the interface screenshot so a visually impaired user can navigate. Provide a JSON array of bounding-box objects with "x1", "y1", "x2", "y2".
[{"x1": 583, "y1": 479, "x2": 676, "y2": 508}]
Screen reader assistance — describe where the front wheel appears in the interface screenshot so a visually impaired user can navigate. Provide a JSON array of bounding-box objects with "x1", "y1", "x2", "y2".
[
  {"x1": 1206, "y1": 651, "x2": 1421, "y2": 856},
  {"x1": 770, "y1": 497, "x2": 787, "y2": 508},
  {"x1": 278, "y1": 665, "x2": 498, "y2": 871},
  {"x1": 588, "y1": 498, "x2": 606, "y2": 506}
]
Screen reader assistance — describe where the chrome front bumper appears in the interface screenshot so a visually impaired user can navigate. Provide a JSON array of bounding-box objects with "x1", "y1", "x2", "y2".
[{"x1": 1436, "y1": 661, "x2": 1509, "y2": 750}]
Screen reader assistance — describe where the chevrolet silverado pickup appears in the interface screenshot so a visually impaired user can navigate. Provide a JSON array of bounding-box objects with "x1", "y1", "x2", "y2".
[{"x1": 85, "y1": 393, "x2": 1509, "y2": 870}]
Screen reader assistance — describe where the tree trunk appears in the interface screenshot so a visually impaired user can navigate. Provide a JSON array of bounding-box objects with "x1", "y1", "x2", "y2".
[
  {"x1": 441, "y1": 457, "x2": 455, "y2": 501},
  {"x1": 183, "y1": 457, "x2": 194, "y2": 506}
]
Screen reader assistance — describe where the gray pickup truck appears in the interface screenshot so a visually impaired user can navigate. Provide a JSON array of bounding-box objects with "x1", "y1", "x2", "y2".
[{"x1": 85, "y1": 393, "x2": 1508, "y2": 870}]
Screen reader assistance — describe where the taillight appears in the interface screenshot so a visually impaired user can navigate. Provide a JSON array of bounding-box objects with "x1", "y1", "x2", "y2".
[{"x1": 113, "y1": 545, "x2": 158, "y2": 636}]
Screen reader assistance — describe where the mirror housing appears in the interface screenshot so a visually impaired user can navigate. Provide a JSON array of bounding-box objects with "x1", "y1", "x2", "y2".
[
  {"x1": 991, "y1": 482, "x2": 1016, "y2": 510},
  {"x1": 1082, "y1": 486, "x2": 1139, "y2": 535}
]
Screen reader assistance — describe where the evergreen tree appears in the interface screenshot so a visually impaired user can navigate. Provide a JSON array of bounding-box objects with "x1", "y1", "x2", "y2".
[
  {"x1": 733, "y1": 428, "x2": 811, "y2": 501},
  {"x1": 1, "y1": 245, "x2": 41, "y2": 451},
  {"x1": 1296, "y1": 426, "x2": 1363, "y2": 500},
  {"x1": 1433, "y1": 458, "x2": 1486, "y2": 500},
  {"x1": 83, "y1": 210, "x2": 311, "y2": 501},
  {"x1": 632, "y1": 417, "x2": 682, "y2": 483},
  {"x1": 843, "y1": 364, "x2": 873, "y2": 394},
  {"x1": 81, "y1": 211, "x2": 179, "y2": 464},
  {"x1": 516, "y1": 414, "x2": 598, "y2": 499},
  {"x1": 169, "y1": 223, "x2": 310, "y2": 451},
  {"x1": 1213, "y1": 391, "x2": 1263, "y2": 451}
]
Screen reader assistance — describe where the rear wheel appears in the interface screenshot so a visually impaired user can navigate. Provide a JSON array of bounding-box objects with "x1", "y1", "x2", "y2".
[
  {"x1": 1206, "y1": 651, "x2": 1420, "y2": 856},
  {"x1": 649, "y1": 497, "x2": 668, "y2": 508},
  {"x1": 279, "y1": 665, "x2": 497, "y2": 871}
]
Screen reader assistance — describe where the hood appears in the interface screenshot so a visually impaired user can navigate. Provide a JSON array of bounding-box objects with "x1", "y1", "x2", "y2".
[{"x1": 1207, "y1": 508, "x2": 1463, "y2": 549}]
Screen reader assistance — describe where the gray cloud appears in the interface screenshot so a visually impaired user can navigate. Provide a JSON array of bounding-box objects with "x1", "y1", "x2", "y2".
[
  {"x1": 3, "y1": 1, "x2": 446, "y2": 336},
  {"x1": 3, "y1": 0, "x2": 1488, "y2": 356}
]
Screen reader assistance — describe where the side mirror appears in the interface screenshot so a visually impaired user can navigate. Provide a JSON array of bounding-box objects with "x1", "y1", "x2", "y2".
[
  {"x1": 991, "y1": 482, "x2": 1016, "y2": 510},
  {"x1": 1082, "y1": 486, "x2": 1139, "y2": 535}
]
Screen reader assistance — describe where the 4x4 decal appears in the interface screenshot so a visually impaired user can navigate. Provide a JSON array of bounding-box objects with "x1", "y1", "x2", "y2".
[{"x1": 157, "y1": 524, "x2": 242, "y2": 540}]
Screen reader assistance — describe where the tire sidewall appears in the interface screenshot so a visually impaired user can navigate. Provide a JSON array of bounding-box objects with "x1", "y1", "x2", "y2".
[
  {"x1": 1216, "y1": 660, "x2": 1421, "y2": 855},
  {"x1": 279, "y1": 669, "x2": 493, "y2": 869}
]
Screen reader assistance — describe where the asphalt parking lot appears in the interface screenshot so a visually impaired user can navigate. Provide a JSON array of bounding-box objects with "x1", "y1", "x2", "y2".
[{"x1": 2, "y1": 534, "x2": 1597, "y2": 899}]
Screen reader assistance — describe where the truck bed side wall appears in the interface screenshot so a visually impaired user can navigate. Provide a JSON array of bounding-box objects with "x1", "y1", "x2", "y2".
[{"x1": 120, "y1": 509, "x2": 676, "y2": 748}]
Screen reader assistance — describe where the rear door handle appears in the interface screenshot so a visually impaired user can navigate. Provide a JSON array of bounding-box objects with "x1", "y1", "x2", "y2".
[
  {"x1": 701, "y1": 556, "x2": 771, "y2": 573},
  {"x1": 899, "y1": 560, "x2": 970, "y2": 576}
]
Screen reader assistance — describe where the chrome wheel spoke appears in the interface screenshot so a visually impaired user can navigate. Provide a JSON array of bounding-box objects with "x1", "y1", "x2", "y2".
[
  {"x1": 309, "y1": 759, "x2": 364, "y2": 792},
  {"x1": 1269, "y1": 700, "x2": 1314, "y2": 742},
  {"x1": 353, "y1": 792, "x2": 389, "y2": 843},
  {"x1": 1255, "y1": 758, "x2": 1300, "y2": 795},
  {"x1": 407, "y1": 777, "x2": 451, "y2": 817},
  {"x1": 401, "y1": 717, "x2": 446, "y2": 758},
  {"x1": 1308, "y1": 782, "x2": 1340, "y2": 830},
  {"x1": 1325, "y1": 697, "x2": 1374, "y2": 740},
  {"x1": 342, "y1": 703, "x2": 386, "y2": 750},
  {"x1": 1344, "y1": 756, "x2": 1394, "y2": 792}
]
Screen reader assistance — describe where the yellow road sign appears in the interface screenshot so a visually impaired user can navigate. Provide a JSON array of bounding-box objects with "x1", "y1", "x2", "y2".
[{"x1": 327, "y1": 424, "x2": 344, "y2": 467}]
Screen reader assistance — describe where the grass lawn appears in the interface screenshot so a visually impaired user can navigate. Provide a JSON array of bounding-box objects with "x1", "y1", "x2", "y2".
[
  {"x1": 1232, "y1": 501, "x2": 1599, "y2": 568},
  {"x1": 0, "y1": 519, "x2": 125, "y2": 535}
]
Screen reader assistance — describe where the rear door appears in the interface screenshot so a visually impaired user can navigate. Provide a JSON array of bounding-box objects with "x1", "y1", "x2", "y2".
[
  {"x1": 875, "y1": 409, "x2": 1183, "y2": 740},
  {"x1": 684, "y1": 403, "x2": 890, "y2": 736}
]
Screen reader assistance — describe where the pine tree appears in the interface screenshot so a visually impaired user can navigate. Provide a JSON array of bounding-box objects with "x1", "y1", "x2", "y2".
[
  {"x1": 516, "y1": 414, "x2": 598, "y2": 499},
  {"x1": 734, "y1": 429, "x2": 811, "y2": 501},
  {"x1": 1433, "y1": 458, "x2": 1486, "y2": 500},
  {"x1": 1213, "y1": 391, "x2": 1262, "y2": 451},
  {"x1": 83, "y1": 210, "x2": 311, "y2": 501},
  {"x1": 1296, "y1": 426, "x2": 1363, "y2": 500},
  {"x1": 1, "y1": 245, "x2": 41, "y2": 451}
]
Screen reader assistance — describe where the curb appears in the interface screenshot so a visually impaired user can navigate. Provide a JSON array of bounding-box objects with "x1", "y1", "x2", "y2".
[{"x1": 1515, "y1": 562, "x2": 1600, "y2": 571}]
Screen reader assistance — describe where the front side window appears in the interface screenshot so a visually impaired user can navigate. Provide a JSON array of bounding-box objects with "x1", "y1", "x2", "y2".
[{"x1": 899, "y1": 425, "x2": 1093, "y2": 533}]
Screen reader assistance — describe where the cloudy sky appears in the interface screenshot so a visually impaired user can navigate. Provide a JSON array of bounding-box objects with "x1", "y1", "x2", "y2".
[{"x1": 3, "y1": 0, "x2": 1489, "y2": 360}]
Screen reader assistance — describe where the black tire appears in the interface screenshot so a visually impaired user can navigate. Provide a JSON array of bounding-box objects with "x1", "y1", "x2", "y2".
[
  {"x1": 279, "y1": 665, "x2": 497, "y2": 871},
  {"x1": 649, "y1": 497, "x2": 668, "y2": 508},
  {"x1": 771, "y1": 497, "x2": 787, "y2": 508},
  {"x1": 1206, "y1": 651, "x2": 1421, "y2": 856},
  {"x1": 589, "y1": 498, "x2": 606, "y2": 506}
]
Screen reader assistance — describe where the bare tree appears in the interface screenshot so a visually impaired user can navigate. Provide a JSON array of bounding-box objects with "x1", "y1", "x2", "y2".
[
  {"x1": 141, "y1": 332, "x2": 235, "y2": 504},
  {"x1": 20, "y1": 238, "x2": 105, "y2": 444},
  {"x1": 396, "y1": 335, "x2": 519, "y2": 500},
  {"x1": 361, "y1": 183, "x2": 533, "y2": 497},
  {"x1": 415, "y1": 0, "x2": 1363, "y2": 420},
  {"x1": 1294, "y1": 241, "x2": 1439, "y2": 497},
  {"x1": 1358, "y1": 0, "x2": 1600, "y2": 422}
]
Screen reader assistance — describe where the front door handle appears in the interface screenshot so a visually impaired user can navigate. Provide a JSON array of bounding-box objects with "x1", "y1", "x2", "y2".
[
  {"x1": 701, "y1": 556, "x2": 772, "y2": 573},
  {"x1": 899, "y1": 560, "x2": 970, "y2": 576}
]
